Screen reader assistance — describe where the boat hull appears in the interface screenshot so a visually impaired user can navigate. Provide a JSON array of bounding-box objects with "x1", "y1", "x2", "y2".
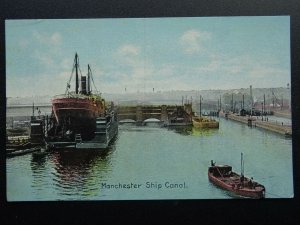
[
  {"x1": 76, "y1": 113, "x2": 118, "y2": 149},
  {"x1": 47, "y1": 109, "x2": 118, "y2": 150},
  {"x1": 52, "y1": 97, "x2": 103, "y2": 123},
  {"x1": 51, "y1": 96, "x2": 105, "y2": 137},
  {"x1": 208, "y1": 166, "x2": 265, "y2": 199}
]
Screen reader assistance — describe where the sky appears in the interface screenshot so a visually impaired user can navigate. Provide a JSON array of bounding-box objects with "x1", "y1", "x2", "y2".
[{"x1": 5, "y1": 16, "x2": 291, "y2": 97}]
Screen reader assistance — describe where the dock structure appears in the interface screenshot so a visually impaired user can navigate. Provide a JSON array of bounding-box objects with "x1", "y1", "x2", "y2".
[
  {"x1": 225, "y1": 113, "x2": 292, "y2": 136},
  {"x1": 117, "y1": 104, "x2": 193, "y2": 126}
]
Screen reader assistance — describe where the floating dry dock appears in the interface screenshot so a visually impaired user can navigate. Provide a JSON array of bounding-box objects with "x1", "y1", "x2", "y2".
[{"x1": 224, "y1": 113, "x2": 292, "y2": 136}]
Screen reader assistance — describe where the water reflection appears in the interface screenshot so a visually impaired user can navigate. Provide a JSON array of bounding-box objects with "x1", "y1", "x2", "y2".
[
  {"x1": 31, "y1": 153, "x2": 47, "y2": 169},
  {"x1": 167, "y1": 126, "x2": 193, "y2": 136},
  {"x1": 30, "y1": 144, "x2": 116, "y2": 198},
  {"x1": 191, "y1": 127, "x2": 219, "y2": 136},
  {"x1": 30, "y1": 152, "x2": 49, "y2": 192},
  {"x1": 52, "y1": 146, "x2": 115, "y2": 195},
  {"x1": 167, "y1": 126, "x2": 219, "y2": 137}
]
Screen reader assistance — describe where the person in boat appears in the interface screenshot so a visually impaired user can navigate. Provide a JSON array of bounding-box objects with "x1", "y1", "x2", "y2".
[
  {"x1": 248, "y1": 177, "x2": 253, "y2": 188},
  {"x1": 211, "y1": 160, "x2": 215, "y2": 166},
  {"x1": 240, "y1": 175, "x2": 244, "y2": 183}
]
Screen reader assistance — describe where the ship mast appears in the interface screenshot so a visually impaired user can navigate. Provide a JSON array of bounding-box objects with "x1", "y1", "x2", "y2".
[
  {"x1": 199, "y1": 95, "x2": 202, "y2": 117},
  {"x1": 241, "y1": 152, "x2": 244, "y2": 177},
  {"x1": 87, "y1": 64, "x2": 91, "y2": 95},
  {"x1": 75, "y1": 53, "x2": 79, "y2": 94}
]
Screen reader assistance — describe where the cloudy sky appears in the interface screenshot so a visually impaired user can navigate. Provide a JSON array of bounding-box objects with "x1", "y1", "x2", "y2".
[{"x1": 5, "y1": 16, "x2": 290, "y2": 97}]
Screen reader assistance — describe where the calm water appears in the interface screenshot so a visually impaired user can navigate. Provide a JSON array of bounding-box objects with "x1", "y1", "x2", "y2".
[{"x1": 6, "y1": 114, "x2": 293, "y2": 201}]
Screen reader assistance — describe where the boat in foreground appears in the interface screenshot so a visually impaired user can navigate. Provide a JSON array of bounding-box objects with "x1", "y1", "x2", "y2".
[{"x1": 208, "y1": 154, "x2": 265, "y2": 199}]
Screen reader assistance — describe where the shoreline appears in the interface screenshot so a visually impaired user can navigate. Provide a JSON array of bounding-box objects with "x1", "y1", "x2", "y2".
[{"x1": 224, "y1": 113, "x2": 292, "y2": 136}]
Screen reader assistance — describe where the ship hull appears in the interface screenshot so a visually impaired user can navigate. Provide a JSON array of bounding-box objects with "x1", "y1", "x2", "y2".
[
  {"x1": 51, "y1": 96, "x2": 104, "y2": 139},
  {"x1": 52, "y1": 97, "x2": 103, "y2": 122},
  {"x1": 208, "y1": 165, "x2": 265, "y2": 199},
  {"x1": 46, "y1": 110, "x2": 118, "y2": 150},
  {"x1": 76, "y1": 114, "x2": 118, "y2": 149}
]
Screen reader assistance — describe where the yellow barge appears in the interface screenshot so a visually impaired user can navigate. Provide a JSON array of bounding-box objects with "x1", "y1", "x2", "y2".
[{"x1": 192, "y1": 116, "x2": 219, "y2": 129}]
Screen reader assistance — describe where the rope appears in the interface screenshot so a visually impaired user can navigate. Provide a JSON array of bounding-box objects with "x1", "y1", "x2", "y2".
[
  {"x1": 89, "y1": 68, "x2": 99, "y2": 93},
  {"x1": 65, "y1": 65, "x2": 75, "y2": 94},
  {"x1": 78, "y1": 66, "x2": 83, "y2": 78},
  {"x1": 78, "y1": 66, "x2": 84, "y2": 91}
]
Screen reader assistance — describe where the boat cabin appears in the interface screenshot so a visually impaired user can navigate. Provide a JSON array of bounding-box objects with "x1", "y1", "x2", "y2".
[{"x1": 209, "y1": 165, "x2": 232, "y2": 177}]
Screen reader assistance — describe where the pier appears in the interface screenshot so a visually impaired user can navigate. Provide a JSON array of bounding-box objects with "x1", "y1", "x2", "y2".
[{"x1": 224, "y1": 113, "x2": 292, "y2": 136}]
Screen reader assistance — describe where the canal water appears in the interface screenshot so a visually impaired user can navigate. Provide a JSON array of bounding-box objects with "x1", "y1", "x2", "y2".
[{"x1": 6, "y1": 112, "x2": 293, "y2": 201}]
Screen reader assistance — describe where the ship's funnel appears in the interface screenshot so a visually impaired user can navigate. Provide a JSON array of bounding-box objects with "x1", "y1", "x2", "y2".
[{"x1": 81, "y1": 76, "x2": 87, "y2": 94}]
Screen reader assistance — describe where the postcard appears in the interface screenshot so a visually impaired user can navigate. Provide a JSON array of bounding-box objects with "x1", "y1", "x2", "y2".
[{"x1": 5, "y1": 17, "x2": 293, "y2": 201}]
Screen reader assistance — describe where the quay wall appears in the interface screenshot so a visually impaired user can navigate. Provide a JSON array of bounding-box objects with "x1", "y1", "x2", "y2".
[{"x1": 226, "y1": 114, "x2": 292, "y2": 136}]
